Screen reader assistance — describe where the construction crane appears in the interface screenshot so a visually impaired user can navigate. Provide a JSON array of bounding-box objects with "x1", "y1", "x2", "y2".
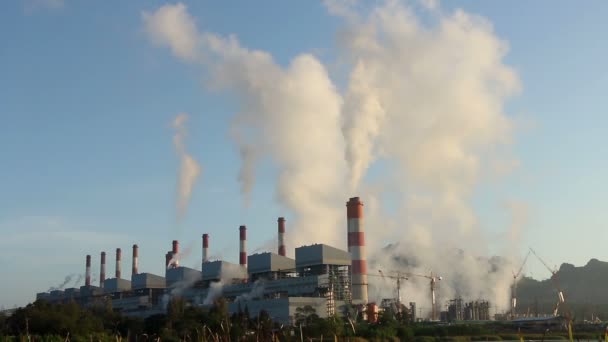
[
  {"x1": 376, "y1": 270, "x2": 408, "y2": 309},
  {"x1": 370, "y1": 269, "x2": 442, "y2": 320},
  {"x1": 407, "y1": 271, "x2": 443, "y2": 321},
  {"x1": 511, "y1": 250, "x2": 531, "y2": 319},
  {"x1": 529, "y1": 248, "x2": 569, "y2": 319}
]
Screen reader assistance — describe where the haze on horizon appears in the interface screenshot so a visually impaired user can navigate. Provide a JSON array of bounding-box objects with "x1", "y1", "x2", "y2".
[{"x1": 1, "y1": 0, "x2": 607, "y2": 309}]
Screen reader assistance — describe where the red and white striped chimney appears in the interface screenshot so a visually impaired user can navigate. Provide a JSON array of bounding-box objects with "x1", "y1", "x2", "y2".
[
  {"x1": 115, "y1": 248, "x2": 122, "y2": 279},
  {"x1": 277, "y1": 217, "x2": 286, "y2": 257},
  {"x1": 172, "y1": 240, "x2": 179, "y2": 268},
  {"x1": 132, "y1": 244, "x2": 138, "y2": 277},
  {"x1": 100, "y1": 251, "x2": 106, "y2": 288},
  {"x1": 347, "y1": 197, "x2": 368, "y2": 303},
  {"x1": 239, "y1": 225, "x2": 247, "y2": 267},
  {"x1": 85, "y1": 255, "x2": 91, "y2": 287},
  {"x1": 202, "y1": 234, "x2": 209, "y2": 263}
]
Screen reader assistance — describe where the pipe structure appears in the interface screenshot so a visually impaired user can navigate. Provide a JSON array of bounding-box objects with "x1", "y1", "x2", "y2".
[
  {"x1": 85, "y1": 255, "x2": 91, "y2": 287},
  {"x1": 277, "y1": 217, "x2": 286, "y2": 257},
  {"x1": 202, "y1": 234, "x2": 209, "y2": 263},
  {"x1": 100, "y1": 251, "x2": 106, "y2": 288},
  {"x1": 115, "y1": 248, "x2": 122, "y2": 279},
  {"x1": 132, "y1": 244, "x2": 138, "y2": 277},
  {"x1": 347, "y1": 197, "x2": 368, "y2": 303},
  {"x1": 239, "y1": 225, "x2": 247, "y2": 267},
  {"x1": 172, "y1": 240, "x2": 179, "y2": 268}
]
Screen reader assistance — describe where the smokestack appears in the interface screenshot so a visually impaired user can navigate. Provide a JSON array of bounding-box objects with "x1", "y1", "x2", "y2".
[
  {"x1": 100, "y1": 251, "x2": 106, "y2": 288},
  {"x1": 277, "y1": 217, "x2": 286, "y2": 256},
  {"x1": 347, "y1": 197, "x2": 368, "y2": 303},
  {"x1": 85, "y1": 255, "x2": 91, "y2": 287},
  {"x1": 172, "y1": 240, "x2": 179, "y2": 268},
  {"x1": 165, "y1": 251, "x2": 172, "y2": 268},
  {"x1": 115, "y1": 248, "x2": 122, "y2": 279},
  {"x1": 132, "y1": 244, "x2": 138, "y2": 277},
  {"x1": 239, "y1": 225, "x2": 247, "y2": 267},
  {"x1": 202, "y1": 234, "x2": 209, "y2": 263}
]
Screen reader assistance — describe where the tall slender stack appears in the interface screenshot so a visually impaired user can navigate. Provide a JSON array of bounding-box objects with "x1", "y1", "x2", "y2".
[
  {"x1": 202, "y1": 234, "x2": 209, "y2": 263},
  {"x1": 115, "y1": 248, "x2": 122, "y2": 279},
  {"x1": 172, "y1": 240, "x2": 179, "y2": 268},
  {"x1": 347, "y1": 197, "x2": 368, "y2": 303},
  {"x1": 100, "y1": 251, "x2": 106, "y2": 287},
  {"x1": 277, "y1": 217, "x2": 286, "y2": 256},
  {"x1": 239, "y1": 225, "x2": 247, "y2": 267},
  {"x1": 132, "y1": 244, "x2": 139, "y2": 277},
  {"x1": 165, "y1": 252, "x2": 172, "y2": 268},
  {"x1": 85, "y1": 255, "x2": 91, "y2": 286}
]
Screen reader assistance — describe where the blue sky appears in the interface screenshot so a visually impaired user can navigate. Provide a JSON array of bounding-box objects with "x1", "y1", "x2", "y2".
[{"x1": 1, "y1": 0, "x2": 607, "y2": 308}]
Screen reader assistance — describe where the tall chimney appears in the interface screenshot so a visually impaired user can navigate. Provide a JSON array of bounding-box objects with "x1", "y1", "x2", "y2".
[
  {"x1": 100, "y1": 251, "x2": 106, "y2": 288},
  {"x1": 172, "y1": 240, "x2": 179, "y2": 268},
  {"x1": 278, "y1": 217, "x2": 286, "y2": 257},
  {"x1": 347, "y1": 197, "x2": 368, "y2": 303},
  {"x1": 239, "y1": 225, "x2": 247, "y2": 267},
  {"x1": 115, "y1": 248, "x2": 122, "y2": 279},
  {"x1": 165, "y1": 251, "x2": 172, "y2": 268},
  {"x1": 132, "y1": 244, "x2": 139, "y2": 277},
  {"x1": 85, "y1": 255, "x2": 91, "y2": 287},
  {"x1": 202, "y1": 234, "x2": 209, "y2": 263}
]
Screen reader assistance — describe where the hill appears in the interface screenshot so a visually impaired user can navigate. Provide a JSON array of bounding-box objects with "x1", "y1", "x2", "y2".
[{"x1": 517, "y1": 258, "x2": 608, "y2": 320}]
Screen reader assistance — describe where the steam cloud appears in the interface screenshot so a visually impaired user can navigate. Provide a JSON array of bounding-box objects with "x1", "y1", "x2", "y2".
[
  {"x1": 143, "y1": 0, "x2": 524, "y2": 316},
  {"x1": 172, "y1": 113, "x2": 201, "y2": 221}
]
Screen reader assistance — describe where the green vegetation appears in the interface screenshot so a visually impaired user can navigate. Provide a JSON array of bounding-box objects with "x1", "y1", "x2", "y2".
[{"x1": 1, "y1": 300, "x2": 606, "y2": 341}]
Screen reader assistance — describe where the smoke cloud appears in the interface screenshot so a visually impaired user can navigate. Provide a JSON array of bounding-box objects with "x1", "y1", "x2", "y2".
[
  {"x1": 172, "y1": 113, "x2": 202, "y2": 221},
  {"x1": 143, "y1": 0, "x2": 523, "y2": 316},
  {"x1": 47, "y1": 274, "x2": 75, "y2": 292}
]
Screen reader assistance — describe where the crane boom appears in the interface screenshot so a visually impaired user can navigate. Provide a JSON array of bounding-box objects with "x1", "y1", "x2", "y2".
[
  {"x1": 514, "y1": 250, "x2": 531, "y2": 278},
  {"x1": 371, "y1": 269, "x2": 442, "y2": 320},
  {"x1": 530, "y1": 248, "x2": 556, "y2": 275}
]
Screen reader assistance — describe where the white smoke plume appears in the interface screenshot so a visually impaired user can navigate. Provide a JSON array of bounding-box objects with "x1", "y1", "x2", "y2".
[
  {"x1": 144, "y1": 4, "x2": 347, "y2": 248},
  {"x1": 235, "y1": 279, "x2": 265, "y2": 303},
  {"x1": 329, "y1": 0, "x2": 521, "y2": 315},
  {"x1": 172, "y1": 113, "x2": 202, "y2": 221},
  {"x1": 166, "y1": 241, "x2": 194, "y2": 270},
  {"x1": 203, "y1": 263, "x2": 249, "y2": 305},
  {"x1": 72, "y1": 274, "x2": 83, "y2": 287},
  {"x1": 47, "y1": 274, "x2": 75, "y2": 292},
  {"x1": 203, "y1": 281, "x2": 224, "y2": 305},
  {"x1": 144, "y1": 0, "x2": 523, "y2": 316}
]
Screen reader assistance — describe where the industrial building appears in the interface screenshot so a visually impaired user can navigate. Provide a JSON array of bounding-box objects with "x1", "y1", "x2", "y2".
[
  {"x1": 444, "y1": 297, "x2": 491, "y2": 322},
  {"x1": 36, "y1": 197, "x2": 369, "y2": 325}
]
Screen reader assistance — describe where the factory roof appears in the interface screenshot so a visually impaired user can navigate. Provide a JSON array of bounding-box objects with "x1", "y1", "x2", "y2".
[
  {"x1": 295, "y1": 244, "x2": 351, "y2": 268},
  {"x1": 248, "y1": 252, "x2": 296, "y2": 274},
  {"x1": 202, "y1": 260, "x2": 247, "y2": 281}
]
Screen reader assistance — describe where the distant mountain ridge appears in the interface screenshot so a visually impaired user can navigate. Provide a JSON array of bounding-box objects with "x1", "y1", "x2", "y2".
[{"x1": 517, "y1": 258, "x2": 608, "y2": 319}]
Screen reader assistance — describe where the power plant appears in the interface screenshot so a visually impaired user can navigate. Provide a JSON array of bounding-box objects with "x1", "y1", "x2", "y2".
[{"x1": 36, "y1": 197, "x2": 375, "y2": 324}]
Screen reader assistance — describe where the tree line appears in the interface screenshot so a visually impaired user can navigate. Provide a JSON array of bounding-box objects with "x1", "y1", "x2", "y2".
[{"x1": 0, "y1": 299, "x2": 604, "y2": 341}]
